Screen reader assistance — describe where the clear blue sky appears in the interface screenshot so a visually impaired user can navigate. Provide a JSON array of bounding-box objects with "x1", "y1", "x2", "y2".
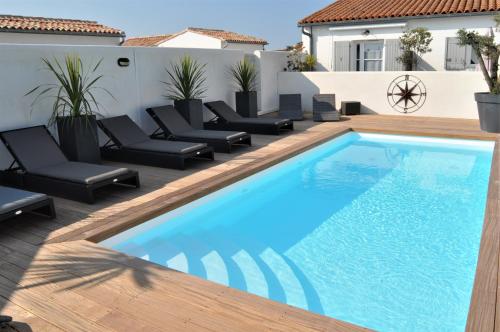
[{"x1": 1, "y1": 0, "x2": 333, "y2": 49}]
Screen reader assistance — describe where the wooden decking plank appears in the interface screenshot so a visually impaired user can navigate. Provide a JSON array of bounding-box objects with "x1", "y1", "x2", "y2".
[
  {"x1": 0, "y1": 115, "x2": 497, "y2": 331},
  {"x1": 0, "y1": 271, "x2": 107, "y2": 332},
  {"x1": 0, "y1": 299, "x2": 64, "y2": 332},
  {"x1": 467, "y1": 138, "x2": 500, "y2": 332},
  {"x1": 54, "y1": 240, "x2": 369, "y2": 332},
  {"x1": 0, "y1": 242, "x2": 189, "y2": 332}
]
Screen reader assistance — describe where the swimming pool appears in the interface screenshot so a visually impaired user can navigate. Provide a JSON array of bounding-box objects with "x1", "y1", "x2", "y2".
[{"x1": 102, "y1": 132, "x2": 495, "y2": 331}]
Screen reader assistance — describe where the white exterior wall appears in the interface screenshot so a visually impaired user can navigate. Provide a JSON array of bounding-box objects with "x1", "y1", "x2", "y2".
[
  {"x1": 159, "y1": 31, "x2": 222, "y2": 49},
  {"x1": 0, "y1": 44, "x2": 245, "y2": 167},
  {"x1": 0, "y1": 32, "x2": 122, "y2": 45},
  {"x1": 278, "y1": 71, "x2": 488, "y2": 118},
  {"x1": 224, "y1": 42, "x2": 265, "y2": 52},
  {"x1": 252, "y1": 51, "x2": 288, "y2": 113},
  {"x1": 302, "y1": 14, "x2": 497, "y2": 71},
  {"x1": 159, "y1": 31, "x2": 265, "y2": 53},
  {"x1": 0, "y1": 43, "x2": 488, "y2": 166}
]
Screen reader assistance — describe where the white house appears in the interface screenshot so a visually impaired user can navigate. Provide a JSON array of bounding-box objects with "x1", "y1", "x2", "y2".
[
  {"x1": 299, "y1": 0, "x2": 500, "y2": 71},
  {"x1": 0, "y1": 14, "x2": 124, "y2": 45},
  {"x1": 123, "y1": 27, "x2": 267, "y2": 52}
]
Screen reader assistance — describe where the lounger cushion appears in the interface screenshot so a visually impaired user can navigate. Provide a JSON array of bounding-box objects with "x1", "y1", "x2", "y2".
[
  {"x1": 205, "y1": 101, "x2": 291, "y2": 125},
  {"x1": 127, "y1": 140, "x2": 208, "y2": 154},
  {"x1": 148, "y1": 106, "x2": 198, "y2": 134},
  {"x1": 176, "y1": 130, "x2": 247, "y2": 141},
  {"x1": 229, "y1": 118, "x2": 291, "y2": 126},
  {"x1": 204, "y1": 101, "x2": 242, "y2": 122},
  {"x1": 98, "y1": 116, "x2": 150, "y2": 146},
  {"x1": 0, "y1": 186, "x2": 48, "y2": 214},
  {"x1": 1, "y1": 126, "x2": 68, "y2": 172},
  {"x1": 33, "y1": 162, "x2": 130, "y2": 185}
]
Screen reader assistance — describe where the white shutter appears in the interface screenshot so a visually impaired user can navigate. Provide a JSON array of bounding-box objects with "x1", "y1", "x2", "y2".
[
  {"x1": 334, "y1": 41, "x2": 350, "y2": 71},
  {"x1": 385, "y1": 39, "x2": 403, "y2": 71},
  {"x1": 446, "y1": 37, "x2": 466, "y2": 70}
]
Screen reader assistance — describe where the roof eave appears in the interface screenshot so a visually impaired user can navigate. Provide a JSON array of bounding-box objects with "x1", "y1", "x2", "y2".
[
  {"x1": 297, "y1": 11, "x2": 500, "y2": 27},
  {"x1": 226, "y1": 40, "x2": 268, "y2": 45},
  {"x1": 0, "y1": 27, "x2": 125, "y2": 37}
]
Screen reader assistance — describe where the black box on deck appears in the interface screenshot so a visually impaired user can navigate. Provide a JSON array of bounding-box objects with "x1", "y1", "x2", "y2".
[{"x1": 341, "y1": 101, "x2": 361, "y2": 115}]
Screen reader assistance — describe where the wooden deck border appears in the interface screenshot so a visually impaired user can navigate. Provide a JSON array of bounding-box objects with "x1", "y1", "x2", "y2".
[{"x1": 12, "y1": 115, "x2": 499, "y2": 331}]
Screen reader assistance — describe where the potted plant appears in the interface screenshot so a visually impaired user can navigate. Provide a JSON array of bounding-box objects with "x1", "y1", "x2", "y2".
[
  {"x1": 26, "y1": 55, "x2": 108, "y2": 163},
  {"x1": 303, "y1": 54, "x2": 317, "y2": 71},
  {"x1": 230, "y1": 58, "x2": 258, "y2": 118},
  {"x1": 397, "y1": 28, "x2": 433, "y2": 71},
  {"x1": 285, "y1": 43, "x2": 317, "y2": 72},
  {"x1": 164, "y1": 55, "x2": 207, "y2": 129},
  {"x1": 458, "y1": 20, "x2": 500, "y2": 133}
]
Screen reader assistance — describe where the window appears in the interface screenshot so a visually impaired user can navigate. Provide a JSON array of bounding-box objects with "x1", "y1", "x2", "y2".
[
  {"x1": 354, "y1": 41, "x2": 383, "y2": 71},
  {"x1": 446, "y1": 37, "x2": 480, "y2": 71}
]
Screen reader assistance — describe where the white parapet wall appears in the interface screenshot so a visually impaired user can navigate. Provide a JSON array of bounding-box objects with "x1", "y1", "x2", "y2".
[
  {"x1": 278, "y1": 71, "x2": 488, "y2": 119},
  {"x1": 253, "y1": 50, "x2": 288, "y2": 114},
  {"x1": 0, "y1": 44, "x2": 249, "y2": 167}
]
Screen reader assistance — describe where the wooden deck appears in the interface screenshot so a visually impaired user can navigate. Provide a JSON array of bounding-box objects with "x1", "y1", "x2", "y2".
[{"x1": 0, "y1": 114, "x2": 498, "y2": 332}]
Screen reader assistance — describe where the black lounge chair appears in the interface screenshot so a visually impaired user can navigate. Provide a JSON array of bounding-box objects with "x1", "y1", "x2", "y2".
[
  {"x1": 146, "y1": 106, "x2": 252, "y2": 153},
  {"x1": 0, "y1": 185, "x2": 55, "y2": 221},
  {"x1": 97, "y1": 115, "x2": 214, "y2": 170},
  {"x1": 0, "y1": 126, "x2": 140, "y2": 204},
  {"x1": 204, "y1": 101, "x2": 294, "y2": 135}
]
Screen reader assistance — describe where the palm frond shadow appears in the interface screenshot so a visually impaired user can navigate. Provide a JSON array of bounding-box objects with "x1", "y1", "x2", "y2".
[{"x1": 20, "y1": 248, "x2": 160, "y2": 292}]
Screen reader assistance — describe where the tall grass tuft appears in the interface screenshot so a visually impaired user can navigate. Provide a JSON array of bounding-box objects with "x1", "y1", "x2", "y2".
[
  {"x1": 163, "y1": 55, "x2": 207, "y2": 101},
  {"x1": 230, "y1": 58, "x2": 257, "y2": 92},
  {"x1": 26, "y1": 54, "x2": 111, "y2": 126}
]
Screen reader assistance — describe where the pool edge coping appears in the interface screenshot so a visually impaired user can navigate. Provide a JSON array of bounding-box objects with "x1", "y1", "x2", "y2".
[{"x1": 48, "y1": 125, "x2": 500, "y2": 332}]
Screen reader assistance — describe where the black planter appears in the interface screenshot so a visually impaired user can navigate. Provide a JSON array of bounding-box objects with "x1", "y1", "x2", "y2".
[
  {"x1": 236, "y1": 91, "x2": 258, "y2": 118},
  {"x1": 56, "y1": 115, "x2": 101, "y2": 163},
  {"x1": 174, "y1": 99, "x2": 204, "y2": 129},
  {"x1": 475, "y1": 92, "x2": 500, "y2": 133}
]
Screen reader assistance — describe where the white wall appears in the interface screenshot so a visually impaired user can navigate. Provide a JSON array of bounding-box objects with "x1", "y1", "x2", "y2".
[
  {"x1": 0, "y1": 32, "x2": 122, "y2": 45},
  {"x1": 278, "y1": 71, "x2": 488, "y2": 118},
  {"x1": 225, "y1": 42, "x2": 265, "y2": 53},
  {"x1": 0, "y1": 44, "x2": 247, "y2": 167},
  {"x1": 159, "y1": 31, "x2": 222, "y2": 49},
  {"x1": 252, "y1": 51, "x2": 288, "y2": 113},
  {"x1": 159, "y1": 31, "x2": 265, "y2": 53},
  {"x1": 303, "y1": 14, "x2": 497, "y2": 71}
]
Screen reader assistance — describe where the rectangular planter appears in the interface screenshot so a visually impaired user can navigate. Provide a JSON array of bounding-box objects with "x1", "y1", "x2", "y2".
[
  {"x1": 57, "y1": 115, "x2": 101, "y2": 164},
  {"x1": 236, "y1": 91, "x2": 258, "y2": 118},
  {"x1": 174, "y1": 99, "x2": 204, "y2": 129}
]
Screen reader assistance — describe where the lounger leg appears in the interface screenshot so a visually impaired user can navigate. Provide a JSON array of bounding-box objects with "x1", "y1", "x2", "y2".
[
  {"x1": 117, "y1": 174, "x2": 141, "y2": 188},
  {"x1": 84, "y1": 190, "x2": 96, "y2": 204},
  {"x1": 32, "y1": 199, "x2": 56, "y2": 219},
  {"x1": 177, "y1": 159, "x2": 186, "y2": 170},
  {"x1": 207, "y1": 150, "x2": 215, "y2": 160}
]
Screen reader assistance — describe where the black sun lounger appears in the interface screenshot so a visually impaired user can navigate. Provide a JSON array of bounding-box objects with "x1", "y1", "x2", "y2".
[
  {"x1": 204, "y1": 101, "x2": 294, "y2": 135},
  {"x1": 0, "y1": 126, "x2": 140, "y2": 204},
  {"x1": 0, "y1": 185, "x2": 55, "y2": 221},
  {"x1": 146, "y1": 105, "x2": 252, "y2": 153},
  {"x1": 97, "y1": 115, "x2": 214, "y2": 170}
]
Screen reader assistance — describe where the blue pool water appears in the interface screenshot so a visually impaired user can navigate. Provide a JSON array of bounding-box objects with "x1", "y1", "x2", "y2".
[{"x1": 102, "y1": 132, "x2": 495, "y2": 331}]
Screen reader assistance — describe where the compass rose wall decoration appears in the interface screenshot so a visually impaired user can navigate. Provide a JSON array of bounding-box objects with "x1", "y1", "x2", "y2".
[{"x1": 387, "y1": 75, "x2": 427, "y2": 114}]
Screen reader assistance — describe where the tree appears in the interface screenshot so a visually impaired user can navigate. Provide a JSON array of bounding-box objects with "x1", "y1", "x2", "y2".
[
  {"x1": 457, "y1": 18, "x2": 500, "y2": 93},
  {"x1": 285, "y1": 43, "x2": 317, "y2": 72},
  {"x1": 397, "y1": 28, "x2": 433, "y2": 71}
]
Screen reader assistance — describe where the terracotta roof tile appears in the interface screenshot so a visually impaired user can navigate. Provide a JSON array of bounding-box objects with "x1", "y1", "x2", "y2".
[
  {"x1": 187, "y1": 27, "x2": 268, "y2": 45},
  {"x1": 122, "y1": 28, "x2": 268, "y2": 47},
  {"x1": 122, "y1": 34, "x2": 173, "y2": 46},
  {"x1": 0, "y1": 14, "x2": 124, "y2": 36},
  {"x1": 299, "y1": 0, "x2": 500, "y2": 24}
]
